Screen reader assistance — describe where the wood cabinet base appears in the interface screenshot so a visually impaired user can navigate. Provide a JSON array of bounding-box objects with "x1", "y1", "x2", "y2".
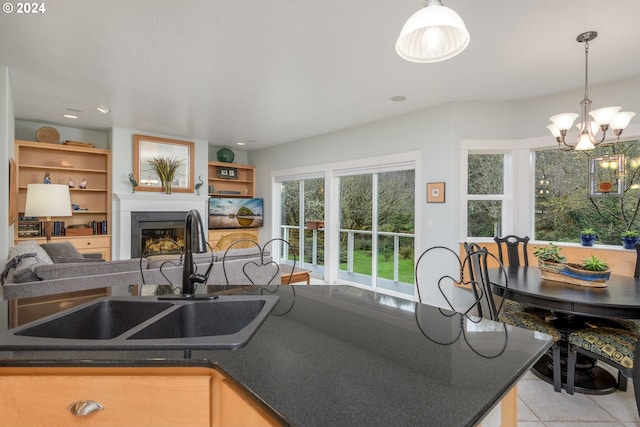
[{"x1": 0, "y1": 366, "x2": 283, "y2": 427}]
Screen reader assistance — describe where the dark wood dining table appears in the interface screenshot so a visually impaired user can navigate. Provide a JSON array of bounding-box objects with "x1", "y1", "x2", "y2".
[{"x1": 490, "y1": 266, "x2": 640, "y2": 394}]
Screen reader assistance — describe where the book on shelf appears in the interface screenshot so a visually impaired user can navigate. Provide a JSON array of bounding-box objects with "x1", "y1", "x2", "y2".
[
  {"x1": 17, "y1": 219, "x2": 66, "y2": 237},
  {"x1": 18, "y1": 216, "x2": 42, "y2": 238},
  {"x1": 89, "y1": 220, "x2": 109, "y2": 235}
]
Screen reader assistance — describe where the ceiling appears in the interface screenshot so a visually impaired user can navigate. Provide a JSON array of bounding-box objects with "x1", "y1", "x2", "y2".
[{"x1": 2, "y1": 0, "x2": 640, "y2": 150}]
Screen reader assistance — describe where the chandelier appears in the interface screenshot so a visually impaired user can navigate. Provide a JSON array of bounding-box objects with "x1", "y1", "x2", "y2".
[
  {"x1": 546, "y1": 31, "x2": 635, "y2": 151},
  {"x1": 395, "y1": 0, "x2": 470, "y2": 63}
]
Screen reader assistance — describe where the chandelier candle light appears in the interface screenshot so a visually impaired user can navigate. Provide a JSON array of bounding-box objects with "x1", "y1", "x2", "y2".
[{"x1": 547, "y1": 31, "x2": 635, "y2": 151}]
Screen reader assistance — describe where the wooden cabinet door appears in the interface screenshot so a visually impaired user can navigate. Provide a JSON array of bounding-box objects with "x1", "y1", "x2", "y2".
[
  {"x1": 0, "y1": 367, "x2": 211, "y2": 427},
  {"x1": 0, "y1": 366, "x2": 283, "y2": 427}
]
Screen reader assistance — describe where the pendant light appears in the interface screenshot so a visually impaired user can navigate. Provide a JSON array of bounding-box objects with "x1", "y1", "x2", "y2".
[{"x1": 395, "y1": 0, "x2": 470, "y2": 63}]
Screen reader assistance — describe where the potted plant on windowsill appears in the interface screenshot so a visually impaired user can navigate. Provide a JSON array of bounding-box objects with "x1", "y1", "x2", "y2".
[
  {"x1": 579, "y1": 228, "x2": 597, "y2": 247},
  {"x1": 533, "y1": 244, "x2": 610, "y2": 287},
  {"x1": 621, "y1": 231, "x2": 640, "y2": 249}
]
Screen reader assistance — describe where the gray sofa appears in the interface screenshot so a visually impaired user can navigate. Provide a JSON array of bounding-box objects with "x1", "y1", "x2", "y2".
[{"x1": 2, "y1": 241, "x2": 278, "y2": 300}]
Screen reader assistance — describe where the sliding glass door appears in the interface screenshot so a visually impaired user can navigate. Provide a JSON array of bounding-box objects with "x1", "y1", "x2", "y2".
[
  {"x1": 275, "y1": 153, "x2": 417, "y2": 297},
  {"x1": 338, "y1": 169, "x2": 415, "y2": 295},
  {"x1": 279, "y1": 177, "x2": 325, "y2": 279}
]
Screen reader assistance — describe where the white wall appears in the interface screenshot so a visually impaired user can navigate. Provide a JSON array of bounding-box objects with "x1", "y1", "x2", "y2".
[
  {"x1": 15, "y1": 120, "x2": 109, "y2": 148},
  {"x1": 0, "y1": 66, "x2": 15, "y2": 330},
  {"x1": 250, "y1": 104, "x2": 454, "y2": 249}
]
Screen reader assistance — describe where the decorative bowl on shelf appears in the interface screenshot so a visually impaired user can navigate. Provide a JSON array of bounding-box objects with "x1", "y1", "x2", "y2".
[
  {"x1": 217, "y1": 148, "x2": 235, "y2": 163},
  {"x1": 36, "y1": 126, "x2": 60, "y2": 144}
]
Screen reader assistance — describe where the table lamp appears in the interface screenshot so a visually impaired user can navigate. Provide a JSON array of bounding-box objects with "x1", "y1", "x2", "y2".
[{"x1": 24, "y1": 184, "x2": 72, "y2": 242}]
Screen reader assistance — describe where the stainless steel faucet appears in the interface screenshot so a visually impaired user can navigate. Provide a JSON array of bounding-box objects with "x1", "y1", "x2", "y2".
[{"x1": 182, "y1": 209, "x2": 208, "y2": 296}]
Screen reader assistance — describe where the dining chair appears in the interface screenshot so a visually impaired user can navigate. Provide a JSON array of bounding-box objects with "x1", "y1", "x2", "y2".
[
  {"x1": 464, "y1": 242, "x2": 524, "y2": 314},
  {"x1": 494, "y1": 235, "x2": 529, "y2": 267},
  {"x1": 566, "y1": 327, "x2": 639, "y2": 416},
  {"x1": 463, "y1": 243, "x2": 562, "y2": 392}
]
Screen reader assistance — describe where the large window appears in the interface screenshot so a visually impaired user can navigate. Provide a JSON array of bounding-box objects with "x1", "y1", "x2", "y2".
[
  {"x1": 275, "y1": 152, "x2": 419, "y2": 298},
  {"x1": 535, "y1": 140, "x2": 640, "y2": 244},
  {"x1": 466, "y1": 153, "x2": 506, "y2": 237}
]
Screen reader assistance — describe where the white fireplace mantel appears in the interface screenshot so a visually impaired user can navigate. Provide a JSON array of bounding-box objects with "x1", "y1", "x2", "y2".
[{"x1": 114, "y1": 193, "x2": 209, "y2": 259}]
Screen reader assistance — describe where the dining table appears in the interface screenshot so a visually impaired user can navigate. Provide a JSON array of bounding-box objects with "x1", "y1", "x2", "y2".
[{"x1": 489, "y1": 266, "x2": 640, "y2": 394}]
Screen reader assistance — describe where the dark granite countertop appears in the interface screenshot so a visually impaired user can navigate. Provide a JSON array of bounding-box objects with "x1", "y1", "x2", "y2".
[{"x1": 0, "y1": 285, "x2": 552, "y2": 426}]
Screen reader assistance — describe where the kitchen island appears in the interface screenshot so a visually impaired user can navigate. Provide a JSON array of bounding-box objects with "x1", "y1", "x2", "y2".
[{"x1": 0, "y1": 285, "x2": 552, "y2": 426}]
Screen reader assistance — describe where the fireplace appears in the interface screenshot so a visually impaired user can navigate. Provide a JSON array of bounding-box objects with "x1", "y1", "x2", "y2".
[
  {"x1": 114, "y1": 193, "x2": 209, "y2": 260},
  {"x1": 131, "y1": 211, "x2": 187, "y2": 258}
]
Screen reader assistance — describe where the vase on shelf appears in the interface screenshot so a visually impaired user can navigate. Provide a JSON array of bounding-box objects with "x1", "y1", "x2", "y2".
[{"x1": 163, "y1": 181, "x2": 172, "y2": 195}]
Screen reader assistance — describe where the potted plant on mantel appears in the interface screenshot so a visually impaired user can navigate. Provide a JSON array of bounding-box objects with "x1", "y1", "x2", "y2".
[
  {"x1": 579, "y1": 228, "x2": 597, "y2": 247},
  {"x1": 147, "y1": 156, "x2": 183, "y2": 194},
  {"x1": 533, "y1": 243, "x2": 611, "y2": 288},
  {"x1": 621, "y1": 230, "x2": 640, "y2": 249}
]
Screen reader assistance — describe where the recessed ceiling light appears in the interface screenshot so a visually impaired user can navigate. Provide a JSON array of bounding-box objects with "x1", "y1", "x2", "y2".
[
  {"x1": 390, "y1": 96, "x2": 407, "y2": 102},
  {"x1": 63, "y1": 114, "x2": 78, "y2": 119},
  {"x1": 96, "y1": 106, "x2": 110, "y2": 114},
  {"x1": 236, "y1": 142, "x2": 246, "y2": 146}
]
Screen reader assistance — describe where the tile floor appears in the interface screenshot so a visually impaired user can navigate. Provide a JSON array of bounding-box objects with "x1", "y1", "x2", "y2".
[{"x1": 484, "y1": 366, "x2": 638, "y2": 426}]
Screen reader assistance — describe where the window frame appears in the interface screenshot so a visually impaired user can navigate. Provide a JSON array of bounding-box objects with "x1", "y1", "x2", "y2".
[
  {"x1": 272, "y1": 151, "x2": 421, "y2": 298},
  {"x1": 460, "y1": 139, "x2": 535, "y2": 241}
]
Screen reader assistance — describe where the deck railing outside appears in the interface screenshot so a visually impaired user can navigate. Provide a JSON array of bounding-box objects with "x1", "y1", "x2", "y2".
[{"x1": 280, "y1": 225, "x2": 415, "y2": 294}]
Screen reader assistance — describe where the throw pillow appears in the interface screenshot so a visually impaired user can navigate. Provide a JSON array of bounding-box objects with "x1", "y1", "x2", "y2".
[
  {"x1": 8, "y1": 240, "x2": 54, "y2": 265},
  {"x1": 6, "y1": 240, "x2": 54, "y2": 283},
  {"x1": 40, "y1": 241, "x2": 84, "y2": 263}
]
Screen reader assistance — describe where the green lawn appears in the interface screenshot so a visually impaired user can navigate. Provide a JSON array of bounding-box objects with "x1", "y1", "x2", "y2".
[{"x1": 339, "y1": 250, "x2": 414, "y2": 284}]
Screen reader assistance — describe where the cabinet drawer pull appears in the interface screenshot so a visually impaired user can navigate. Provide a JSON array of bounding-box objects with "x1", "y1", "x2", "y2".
[{"x1": 67, "y1": 400, "x2": 104, "y2": 416}]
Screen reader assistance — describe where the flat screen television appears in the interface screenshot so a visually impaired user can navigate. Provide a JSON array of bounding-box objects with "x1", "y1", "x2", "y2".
[{"x1": 209, "y1": 198, "x2": 264, "y2": 229}]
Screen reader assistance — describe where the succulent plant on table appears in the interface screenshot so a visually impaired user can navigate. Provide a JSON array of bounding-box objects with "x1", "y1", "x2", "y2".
[
  {"x1": 579, "y1": 255, "x2": 609, "y2": 272},
  {"x1": 533, "y1": 243, "x2": 566, "y2": 264}
]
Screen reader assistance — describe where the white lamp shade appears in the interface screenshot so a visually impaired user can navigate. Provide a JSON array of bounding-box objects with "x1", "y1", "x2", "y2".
[
  {"x1": 611, "y1": 112, "x2": 636, "y2": 130},
  {"x1": 575, "y1": 133, "x2": 596, "y2": 151},
  {"x1": 395, "y1": 2, "x2": 470, "y2": 63},
  {"x1": 589, "y1": 106, "x2": 621, "y2": 125},
  {"x1": 549, "y1": 113, "x2": 578, "y2": 131},
  {"x1": 24, "y1": 184, "x2": 72, "y2": 218},
  {"x1": 546, "y1": 124, "x2": 561, "y2": 138}
]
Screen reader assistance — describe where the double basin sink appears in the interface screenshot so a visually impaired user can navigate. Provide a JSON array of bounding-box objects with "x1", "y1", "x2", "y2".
[{"x1": 0, "y1": 295, "x2": 279, "y2": 350}]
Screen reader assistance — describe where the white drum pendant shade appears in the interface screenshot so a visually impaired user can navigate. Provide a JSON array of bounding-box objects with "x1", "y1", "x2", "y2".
[{"x1": 395, "y1": 4, "x2": 470, "y2": 63}]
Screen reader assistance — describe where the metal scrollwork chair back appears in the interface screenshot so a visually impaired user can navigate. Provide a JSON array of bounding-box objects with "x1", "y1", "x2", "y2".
[
  {"x1": 462, "y1": 243, "x2": 504, "y2": 321},
  {"x1": 414, "y1": 245, "x2": 505, "y2": 321}
]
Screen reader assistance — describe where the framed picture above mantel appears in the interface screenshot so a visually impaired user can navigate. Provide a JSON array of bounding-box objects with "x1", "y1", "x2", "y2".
[{"x1": 133, "y1": 134, "x2": 194, "y2": 193}]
